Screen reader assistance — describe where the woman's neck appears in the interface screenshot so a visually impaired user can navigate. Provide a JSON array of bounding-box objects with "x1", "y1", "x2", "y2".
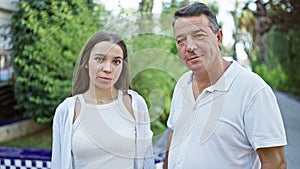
[{"x1": 84, "y1": 87, "x2": 118, "y2": 101}]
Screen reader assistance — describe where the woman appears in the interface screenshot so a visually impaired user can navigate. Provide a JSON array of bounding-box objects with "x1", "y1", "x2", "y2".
[{"x1": 51, "y1": 31, "x2": 155, "y2": 169}]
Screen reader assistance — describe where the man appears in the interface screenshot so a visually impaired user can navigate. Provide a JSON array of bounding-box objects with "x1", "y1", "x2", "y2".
[{"x1": 164, "y1": 2, "x2": 287, "y2": 169}]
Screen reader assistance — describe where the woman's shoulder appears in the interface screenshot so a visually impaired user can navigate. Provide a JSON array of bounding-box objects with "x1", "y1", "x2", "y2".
[
  {"x1": 53, "y1": 95, "x2": 79, "y2": 122},
  {"x1": 128, "y1": 89, "x2": 138, "y2": 95},
  {"x1": 55, "y1": 95, "x2": 77, "y2": 116},
  {"x1": 128, "y1": 89, "x2": 144, "y2": 100},
  {"x1": 128, "y1": 89, "x2": 147, "y2": 109}
]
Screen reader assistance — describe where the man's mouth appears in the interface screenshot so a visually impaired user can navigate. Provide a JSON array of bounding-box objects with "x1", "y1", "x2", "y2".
[{"x1": 187, "y1": 55, "x2": 199, "y2": 61}]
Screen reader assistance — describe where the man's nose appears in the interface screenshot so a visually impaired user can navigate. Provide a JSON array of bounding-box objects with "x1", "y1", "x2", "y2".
[{"x1": 186, "y1": 36, "x2": 196, "y2": 52}]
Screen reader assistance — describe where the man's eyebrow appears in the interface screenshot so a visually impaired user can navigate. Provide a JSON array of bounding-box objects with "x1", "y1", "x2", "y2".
[
  {"x1": 175, "y1": 28, "x2": 206, "y2": 39},
  {"x1": 175, "y1": 34, "x2": 184, "y2": 40},
  {"x1": 191, "y1": 29, "x2": 206, "y2": 34}
]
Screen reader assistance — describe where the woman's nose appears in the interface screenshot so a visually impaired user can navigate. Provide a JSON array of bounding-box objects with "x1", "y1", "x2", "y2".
[{"x1": 102, "y1": 62, "x2": 112, "y2": 73}]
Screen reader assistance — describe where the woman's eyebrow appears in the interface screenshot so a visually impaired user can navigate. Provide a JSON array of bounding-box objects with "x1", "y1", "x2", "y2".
[
  {"x1": 93, "y1": 53, "x2": 106, "y2": 57},
  {"x1": 93, "y1": 53, "x2": 123, "y2": 59},
  {"x1": 114, "y1": 56, "x2": 123, "y2": 59}
]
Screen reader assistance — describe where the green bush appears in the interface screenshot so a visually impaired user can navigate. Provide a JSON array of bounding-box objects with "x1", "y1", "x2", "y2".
[
  {"x1": 128, "y1": 34, "x2": 187, "y2": 136},
  {"x1": 9, "y1": 0, "x2": 108, "y2": 122},
  {"x1": 268, "y1": 27, "x2": 300, "y2": 96},
  {"x1": 131, "y1": 69, "x2": 176, "y2": 135},
  {"x1": 251, "y1": 26, "x2": 300, "y2": 96},
  {"x1": 253, "y1": 63, "x2": 288, "y2": 91}
]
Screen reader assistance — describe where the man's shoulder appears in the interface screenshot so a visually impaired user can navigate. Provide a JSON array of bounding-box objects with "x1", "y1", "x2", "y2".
[
  {"x1": 235, "y1": 65, "x2": 267, "y2": 86},
  {"x1": 176, "y1": 71, "x2": 193, "y2": 86}
]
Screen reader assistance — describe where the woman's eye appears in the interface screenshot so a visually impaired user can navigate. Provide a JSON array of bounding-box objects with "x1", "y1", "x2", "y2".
[
  {"x1": 113, "y1": 60, "x2": 122, "y2": 65},
  {"x1": 95, "y1": 57, "x2": 104, "y2": 63}
]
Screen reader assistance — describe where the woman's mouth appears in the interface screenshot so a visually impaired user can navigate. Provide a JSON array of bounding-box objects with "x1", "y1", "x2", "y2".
[{"x1": 97, "y1": 76, "x2": 112, "y2": 82}]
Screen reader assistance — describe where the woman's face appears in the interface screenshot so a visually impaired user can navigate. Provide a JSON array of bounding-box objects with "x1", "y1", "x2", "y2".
[{"x1": 87, "y1": 41, "x2": 124, "y2": 91}]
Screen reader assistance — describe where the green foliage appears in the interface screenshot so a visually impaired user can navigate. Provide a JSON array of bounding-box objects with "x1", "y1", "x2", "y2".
[
  {"x1": 9, "y1": 0, "x2": 107, "y2": 120},
  {"x1": 130, "y1": 34, "x2": 175, "y2": 54},
  {"x1": 251, "y1": 31, "x2": 289, "y2": 93},
  {"x1": 131, "y1": 69, "x2": 176, "y2": 135},
  {"x1": 267, "y1": 27, "x2": 300, "y2": 96},
  {"x1": 253, "y1": 63, "x2": 288, "y2": 91},
  {"x1": 162, "y1": 0, "x2": 183, "y2": 15},
  {"x1": 252, "y1": 26, "x2": 300, "y2": 96},
  {"x1": 139, "y1": 0, "x2": 154, "y2": 14},
  {"x1": 239, "y1": 1, "x2": 300, "y2": 96},
  {"x1": 128, "y1": 34, "x2": 187, "y2": 136}
]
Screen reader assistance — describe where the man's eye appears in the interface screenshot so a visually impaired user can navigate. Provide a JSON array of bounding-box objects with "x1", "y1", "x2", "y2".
[
  {"x1": 194, "y1": 34, "x2": 204, "y2": 38},
  {"x1": 176, "y1": 38, "x2": 185, "y2": 45}
]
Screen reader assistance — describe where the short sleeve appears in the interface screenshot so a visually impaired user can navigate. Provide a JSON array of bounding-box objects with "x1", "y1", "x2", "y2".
[{"x1": 244, "y1": 86, "x2": 287, "y2": 150}]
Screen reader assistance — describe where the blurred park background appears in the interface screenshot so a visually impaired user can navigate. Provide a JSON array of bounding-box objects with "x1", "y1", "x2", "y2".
[{"x1": 0, "y1": 0, "x2": 299, "y2": 160}]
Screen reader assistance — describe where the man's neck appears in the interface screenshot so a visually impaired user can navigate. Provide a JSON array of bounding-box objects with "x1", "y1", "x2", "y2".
[{"x1": 192, "y1": 59, "x2": 231, "y2": 96}]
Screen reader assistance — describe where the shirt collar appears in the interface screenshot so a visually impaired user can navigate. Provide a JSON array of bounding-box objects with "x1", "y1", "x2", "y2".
[
  {"x1": 179, "y1": 60, "x2": 241, "y2": 92},
  {"x1": 208, "y1": 60, "x2": 240, "y2": 92}
]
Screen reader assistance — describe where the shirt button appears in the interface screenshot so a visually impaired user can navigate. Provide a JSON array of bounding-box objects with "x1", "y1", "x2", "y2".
[{"x1": 177, "y1": 160, "x2": 183, "y2": 165}]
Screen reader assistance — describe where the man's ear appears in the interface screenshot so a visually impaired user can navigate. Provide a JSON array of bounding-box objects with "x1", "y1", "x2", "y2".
[{"x1": 216, "y1": 29, "x2": 223, "y2": 46}]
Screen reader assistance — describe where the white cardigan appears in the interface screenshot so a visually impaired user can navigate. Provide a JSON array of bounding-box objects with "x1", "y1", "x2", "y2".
[{"x1": 51, "y1": 90, "x2": 155, "y2": 169}]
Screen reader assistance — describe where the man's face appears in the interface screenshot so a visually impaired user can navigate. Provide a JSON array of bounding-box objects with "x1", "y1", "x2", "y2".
[{"x1": 173, "y1": 14, "x2": 222, "y2": 73}]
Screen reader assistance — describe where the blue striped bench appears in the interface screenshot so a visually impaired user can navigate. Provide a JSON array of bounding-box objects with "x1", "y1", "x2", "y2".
[{"x1": 0, "y1": 147, "x2": 51, "y2": 169}]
